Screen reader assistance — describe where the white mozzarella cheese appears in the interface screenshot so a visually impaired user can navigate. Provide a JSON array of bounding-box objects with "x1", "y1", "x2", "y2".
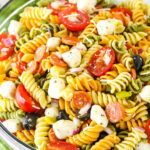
[
  {"x1": 0, "y1": 81, "x2": 16, "y2": 99},
  {"x1": 47, "y1": 37, "x2": 61, "y2": 51},
  {"x1": 48, "y1": 77, "x2": 66, "y2": 99},
  {"x1": 62, "y1": 49, "x2": 81, "y2": 68},
  {"x1": 90, "y1": 105, "x2": 108, "y2": 127},
  {"x1": 77, "y1": 0, "x2": 97, "y2": 14},
  {"x1": 97, "y1": 20, "x2": 115, "y2": 35},
  {"x1": 45, "y1": 106, "x2": 59, "y2": 118},
  {"x1": 53, "y1": 120, "x2": 77, "y2": 139},
  {"x1": 139, "y1": 85, "x2": 150, "y2": 103},
  {"x1": 8, "y1": 20, "x2": 23, "y2": 38},
  {"x1": 3, "y1": 119, "x2": 22, "y2": 133},
  {"x1": 136, "y1": 142, "x2": 150, "y2": 150}
]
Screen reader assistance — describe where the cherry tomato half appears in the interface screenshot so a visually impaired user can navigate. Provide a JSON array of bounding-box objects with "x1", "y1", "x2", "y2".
[
  {"x1": 59, "y1": 8, "x2": 90, "y2": 31},
  {"x1": 110, "y1": 7, "x2": 132, "y2": 18},
  {"x1": 46, "y1": 141, "x2": 78, "y2": 150},
  {"x1": 88, "y1": 47, "x2": 115, "y2": 77},
  {"x1": 145, "y1": 119, "x2": 150, "y2": 143},
  {"x1": 0, "y1": 33, "x2": 16, "y2": 61},
  {"x1": 47, "y1": 2, "x2": 76, "y2": 15},
  {"x1": 16, "y1": 51, "x2": 27, "y2": 73},
  {"x1": 105, "y1": 102, "x2": 125, "y2": 123},
  {"x1": 72, "y1": 91, "x2": 92, "y2": 109},
  {"x1": 15, "y1": 84, "x2": 41, "y2": 112}
]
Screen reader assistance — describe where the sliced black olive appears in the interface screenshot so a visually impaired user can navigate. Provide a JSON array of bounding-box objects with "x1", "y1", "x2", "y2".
[
  {"x1": 133, "y1": 55, "x2": 143, "y2": 72},
  {"x1": 76, "y1": 109, "x2": 90, "y2": 121},
  {"x1": 22, "y1": 113, "x2": 38, "y2": 130},
  {"x1": 48, "y1": 28, "x2": 54, "y2": 37},
  {"x1": 6, "y1": 69, "x2": 12, "y2": 77},
  {"x1": 57, "y1": 110, "x2": 69, "y2": 120}
]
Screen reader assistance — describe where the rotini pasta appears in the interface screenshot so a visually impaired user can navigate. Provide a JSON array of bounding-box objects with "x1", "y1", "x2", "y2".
[
  {"x1": 20, "y1": 71, "x2": 48, "y2": 109},
  {"x1": 132, "y1": 9, "x2": 146, "y2": 23}
]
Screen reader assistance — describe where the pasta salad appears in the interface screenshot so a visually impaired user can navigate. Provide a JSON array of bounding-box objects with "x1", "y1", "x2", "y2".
[{"x1": 0, "y1": 0, "x2": 150, "y2": 150}]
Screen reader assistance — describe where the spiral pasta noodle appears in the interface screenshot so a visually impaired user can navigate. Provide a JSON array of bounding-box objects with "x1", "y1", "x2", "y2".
[
  {"x1": 116, "y1": 119, "x2": 147, "y2": 131},
  {"x1": 66, "y1": 75, "x2": 102, "y2": 92},
  {"x1": 105, "y1": 72, "x2": 132, "y2": 94},
  {"x1": 34, "y1": 116, "x2": 50, "y2": 150},
  {"x1": 117, "y1": 52, "x2": 134, "y2": 71},
  {"x1": 20, "y1": 32, "x2": 50, "y2": 54},
  {"x1": 67, "y1": 121, "x2": 104, "y2": 146},
  {"x1": 132, "y1": 9, "x2": 146, "y2": 23},
  {"x1": 90, "y1": 132, "x2": 120, "y2": 150},
  {"x1": 118, "y1": 131, "x2": 129, "y2": 140},
  {"x1": 123, "y1": 32, "x2": 147, "y2": 45},
  {"x1": 0, "y1": 98, "x2": 19, "y2": 112},
  {"x1": 0, "y1": 109, "x2": 25, "y2": 120},
  {"x1": 89, "y1": 90, "x2": 135, "y2": 108},
  {"x1": 114, "y1": 128, "x2": 147, "y2": 150},
  {"x1": 16, "y1": 130, "x2": 35, "y2": 143},
  {"x1": 20, "y1": 71, "x2": 48, "y2": 109}
]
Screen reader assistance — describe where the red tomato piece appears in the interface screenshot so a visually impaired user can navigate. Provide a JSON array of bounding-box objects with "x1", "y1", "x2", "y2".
[
  {"x1": 0, "y1": 33, "x2": 16, "y2": 61},
  {"x1": 34, "y1": 45, "x2": 48, "y2": 62},
  {"x1": 62, "y1": 36, "x2": 79, "y2": 46},
  {"x1": 145, "y1": 119, "x2": 150, "y2": 143},
  {"x1": 15, "y1": 84, "x2": 41, "y2": 112},
  {"x1": 59, "y1": 8, "x2": 90, "y2": 31},
  {"x1": 88, "y1": 47, "x2": 115, "y2": 77},
  {"x1": 46, "y1": 141, "x2": 78, "y2": 150},
  {"x1": 105, "y1": 102, "x2": 125, "y2": 123},
  {"x1": 50, "y1": 53, "x2": 67, "y2": 68},
  {"x1": 72, "y1": 91, "x2": 92, "y2": 109},
  {"x1": 47, "y1": 2, "x2": 76, "y2": 15},
  {"x1": 48, "y1": 128, "x2": 58, "y2": 142},
  {"x1": 110, "y1": 7, "x2": 132, "y2": 18},
  {"x1": 16, "y1": 51, "x2": 27, "y2": 73},
  {"x1": 26, "y1": 61, "x2": 39, "y2": 75}
]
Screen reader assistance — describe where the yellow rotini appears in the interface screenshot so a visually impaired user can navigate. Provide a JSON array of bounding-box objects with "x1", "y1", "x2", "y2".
[
  {"x1": 100, "y1": 70, "x2": 118, "y2": 80},
  {"x1": 116, "y1": 119, "x2": 147, "y2": 131},
  {"x1": 79, "y1": 11, "x2": 112, "y2": 40},
  {"x1": 123, "y1": 32, "x2": 147, "y2": 45},
  {"x1": 90, "y1": 132, "x2": 120, "y2": 150},
  {"x1": 120, "y1": 0, "x2": 143, "y2": 10},
  {"x1": 117, "y1": 52, "x2": 134, "y2": 71},
  {"x1": 132, "y1": 9, "x2": 146, "y2": 23},
  {"x1": 20, "y1": 7, "x2": 52, "y2": 21},
  {"x1": 114, "y1": 128, "x2": 147, "y2": 150},
  {"x1": 99, "y1": 35, "x2": 125, "y2": 45},
  {"x1": 16, "y1": 130, "x2": 35, "y2": 143},
  {"x1": 89, "y1": 90, "x2": 135, "y2": 108},
  {"x1": 67, "y1": 121, "x2": 104, "y2": 146},
  {"x1": 9, "y1": 67, "x2": 20, "y2": 79},
  {"x1": 20, "y1": 71, "x2": 48, "y2": 109},
  {"x1": 104, "y1": 72, "x2": 132, "y2": 93},
  {"x1": 41, "y1": 56, "x2": 52, "y2": 71},
  {"x1": 20, "y1": 32, "x2": 50, "y2": 54},
  {"x1": 0, "y1": 98, "x2": 19, "y2": 112},
  {"x1": 66, "y1": 75, "x2": 102, "y2": 92},
  {"x1": 34, "y1": 116, "x2": 50, "y2": 150},
  {"x1": 21, "y1": 54, "x2": 34, "y2": 63},
  {"x1": 57, "y1": 45, "x2": 70, "y2": 53},
  {"x1": 49, "y1": 15, "x2": 60, "y2": 24}
]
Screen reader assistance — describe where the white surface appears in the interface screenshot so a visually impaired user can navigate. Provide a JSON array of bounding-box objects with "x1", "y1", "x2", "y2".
[{"x1": 0, "y1": 0, "x2": 9, "y2": 9}]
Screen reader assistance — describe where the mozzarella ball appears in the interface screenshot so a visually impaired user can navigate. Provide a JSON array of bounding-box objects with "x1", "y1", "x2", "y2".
[
  {"x1": 62, "y1": 49, "x2": 81, "y2": 68},
  {"x1": 90, "y1": 105, "x2": 108, "y2": 127},
  {"x1": 47, "y1": 37, "x2": 61, "y2": 51},
  {"x1": 8, "y1": 20, "x2": 23, "y2": 38},
  {"x1": 136, "y1": 142, "x2": 150, "y2": 150},
  {"x1": 53, "y1": 120, "x2": 77, "y2": 139},
  {"x1": 139, "y1": 85, "x2": 150, "y2": 103},
  {"x1": 77, "y1": 0, "x2": 97, "y2": 14},
  {"x1": 3, "y1": 119, "x2": 22, "y2": 133},
  {"x1": 74, "y1": 42, "x2": 87, "y2": 55},
  {"x1": 0, "y1": 81, "x2": 16, "y2": 99},
  {"x1": 45, "y1": 106, "x2": 59, "y2": 118},
  {"x1": 97, "y1": 20, "x2": 115, "y2": 35},
  {"x1": 48, "y1": 77, "x2": 66, "y2": 99}
]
